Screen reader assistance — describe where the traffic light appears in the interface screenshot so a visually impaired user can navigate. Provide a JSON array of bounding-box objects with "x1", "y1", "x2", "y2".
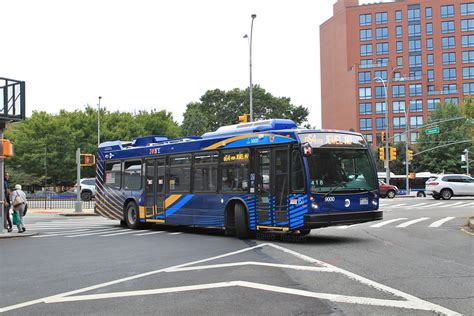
[
  {"x1": 238, "y1": 113, "x2": 250, "y2": 123},
  {"x1": 378, "y1": 147, "x2": 385, "y2": 161},
  {"x1": 381, "y1": 131, "x2": 386, "y2": 143},
  {"x1": 81, "y1": 154, "x2": 95, "y2": 166},
  {"x1": 407, "y1": 149, "x2": 413, "y2": 161},
  {"x1": 389, "y1": 147, "x2": 397, "y2": 161}
]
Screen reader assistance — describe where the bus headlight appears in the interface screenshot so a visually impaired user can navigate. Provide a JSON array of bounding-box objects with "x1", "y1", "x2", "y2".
[
  {"x1": 372, "y1": 199, "x2": 378, "y2": 206},
  {"x1": 311, "y1": 202, "x2": 319, "y2": 210}
]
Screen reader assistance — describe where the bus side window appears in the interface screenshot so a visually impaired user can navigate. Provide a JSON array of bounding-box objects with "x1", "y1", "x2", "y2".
[
  {"x1": 123, "y1": 160, "x2": 142, "y2": 190},
  {"x1": 169, "y1": 155, "x2": 191, "y2": 193},
  {"x1": 291, "y1": 150, "x2": 305, "y2": 192},
  {"x1": 105, "y1": 162, "x2": 122, "y2": 189}
]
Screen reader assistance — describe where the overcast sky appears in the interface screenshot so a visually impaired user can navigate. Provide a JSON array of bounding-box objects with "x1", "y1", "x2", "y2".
[{"x1": 1, "y1": 0, "x2": 374, "y2": 128}]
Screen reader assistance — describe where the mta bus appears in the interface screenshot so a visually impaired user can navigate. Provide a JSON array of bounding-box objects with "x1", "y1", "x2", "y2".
[
  {"x1": 378, "y1": 172, "x2": 438, "y2": 197},
  {"x1": 95, "y1": 119, "x2": 382, "y2": 238}
]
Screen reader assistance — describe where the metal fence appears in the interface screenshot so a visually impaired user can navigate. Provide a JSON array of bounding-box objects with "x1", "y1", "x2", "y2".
[{"x1": 26, "y1": 194, "x2": 95, "y2": 209}]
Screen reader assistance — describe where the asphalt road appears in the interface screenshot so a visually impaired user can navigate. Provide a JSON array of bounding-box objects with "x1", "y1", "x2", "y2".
[{"x1": 0, "y1": 197, "x2": 472, "y2": 315}]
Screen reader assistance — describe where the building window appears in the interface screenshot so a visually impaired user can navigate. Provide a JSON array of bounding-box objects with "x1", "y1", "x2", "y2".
[
  {"x1": 410, "y1": 116, "x2": 423, "y2": 128},
  {"x1": 409, "y1": 55, "x2": 422, "y2": 67},
  {"x1": 409, "y1": 40, "x2": 421, "y2": 52},
  {"x1": 427, "y1": 99, "x2": 441, "y2": 111},
  {"x1": 393, "y1": 101, "x2": 406, "y2": 114},
  {"x1": 397, "y1": 56, "x2": 404, "y2": 67},
  {"x1": 461, "y1": 19, "x2": 474, "y2": 31},
  {"x1": 408, "y1": 6, "x2": 421, "y2": 22},
  {"x1": 441, "y1": 21, "x2": 455, "y2": 33},
  {"x1": 409, "y1": 84, "x2": 422, "y2": 97},
  {"x1": 393, "y1": 133, "x2": 407, "y2": 143},
  {"x1": 396, "y1": 41, "x2": 403, "y2": 53},
  {"x1": 443, "y1": 84, "x2": 457, "y2": 94},
  {"x1": 376, "y1": 27, "x2": 388, "y2": 40},
  {"x1": 442, "y1": 52, "x2": 456, "y2": 65},
  {"x1": 360, "y1": 29, "x2": 372, "y2": 41},
  {"x1": 375, "y1": 102, "x2": 386, "y2": 114},
  {"x1": 359, "y1": 14, "x2": 372, "y2": 26},
  {"x1": 360, "y1": 118, "x2": 372, "y2": 131},
  {"x1": 443, "y1": 68, "x2": 457, "y2": 80},
  {"x1": 463, "y1": 66, "x2": 474, "y2": 79},
  {"x1": 359, "y1": 59, "x2": 373, "y2": 68},
  {"x1": 393, "y1": 117, "x2": 407, "y2": 129},
  {"x1": 392, "y1": 85, "x2": 405, "y2": 98},
  {"x1": 462, "y1": 35, "x2": 474, "y2": 47},
  {"x1": 461, "y1": 3, "x2": 474, "y2": 16},
  {"x1": 427, "y1": 69, "x2": 434, "y2": 82},
  {"x1": 408, "y1": 24, "x2": 421, "y2": 36},
  {"x1": 359, "y1": 87, "x2": 372, "y2": 99},
  {"x1": 444, "y1": 97, "x2": 459, "y2": 105},
  {"x1": 426, "y1": 38, "x2": 433, "y2": 50},
  {"x1": 358, "y1": 71, "x2": 371, "y2": 84},
  {"x1": 375, "y1": 86, "x2": 386, "y2": 99},
  {"x1": 410, "y1": 99, "x2": 423, "y2": 112},
  {"x1": 462, "y1": 50, "x2": 474, "y2": 63},
  {"x1": 359, "y1": 103, "x2": 372, "y2": 115},
  {"x1": 376, "y1": 58, "x2": 388, "y2": 67},
  {"x1": 376, "y1": 118, "x2": 387, "y2": 130},
  {"x1": 427, "y1": 54, "x2": 434, "y2": 66},
  {"x1": 375, "y1": 12, "x2": 388, "y2": 24},
  {"x1": 395, "y1": 10, "x2": 402, "y2": 22},
  {"x1": 376, "y1": 42, "x2": 389, "y2": 55},
  {"x1": 426, "y1": 7, "x2": 432, "y2": 19},
  {"x1": 427, "y1": 85, "x2": 435, "y2": 94},
  {"x1": 363, "y1": 134, "x2": 373, "y2": 144},
  {"x1": 374, "y1": 70, "x2": 387, "y2": 80},
  {"x1": 396, "y1": 25, "x2": 403, "y2": 38},
  {"x1": 426, "y1": 23, "x2": 433, "y2": 35},
  {"x1": 463, "y1": 82, "x2": 474, "y2": 94},
  {"x1": 360, "y1": 44, "x2": 373, "y2": 56},
  {"x1": 410, "y1": 70, "x2": 422, "y2": 80},
  {"x1": 441, "y1": 5, "x2": 455, "y2": 18},
  {"x1": 411, "y1": 132, "x2": 420, "y2": 144},
  {"x1": 442, "y1": 37, "x2": 456, "y2": 49}
]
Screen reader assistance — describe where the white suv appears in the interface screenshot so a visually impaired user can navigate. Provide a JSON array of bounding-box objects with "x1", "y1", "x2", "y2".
[
  {"x1": 79, "y1": 178, "x2": 96, "y2": 201},
  {"x1": 425, "y1": 174, "x2": 474, "y2": 200}
]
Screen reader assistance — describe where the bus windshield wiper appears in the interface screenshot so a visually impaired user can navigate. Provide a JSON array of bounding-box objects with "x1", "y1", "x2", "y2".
[{"x1": 323, "y1": 181, "x2": 347, "y2": 198}]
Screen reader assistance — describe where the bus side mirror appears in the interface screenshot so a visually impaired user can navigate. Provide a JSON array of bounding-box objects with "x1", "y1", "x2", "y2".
[{"x1": 301, "y1": 143, "x2": 312, "y2": 157}]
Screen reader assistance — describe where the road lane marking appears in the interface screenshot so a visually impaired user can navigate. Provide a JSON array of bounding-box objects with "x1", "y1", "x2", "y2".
[
  {"x1": 336, "y1": 225, "x2": 352, "y2": 229},
  {"x1": 32, "y1": 229, "x2": 92, "y2": 237},
  {"x1": 419, "y1": 202, "x2": 443, "y2": 208},
  {"x1": 411, "y1": 203, "x2": 427, "y2": 207},
  {"x1": 387, "y1": 203, "x2": 406, "y2": 208},
  {"x1": 438, "y1": 202, "x2": 463, "y2": 208},
  {"x1": 370, "y1": 218, "x2": 408, "y2": 228},
  {"x1": 168, "y1": 232, "x2": 182, "y2": 235},
  {"x1": 65, "y1": 228, "x2": 123, "y2": 237},
  {"x1": 428, "y1": 217, "x2": 456, "y2": 228},
  {"x1": 134, "y1": 231, "x2": 165, "y2": 236},
  {"x1": 100, "y1": 230, "x2": 140, "y2": 237},
  {"x1": 396, "y1": 218, "x2": 430, "y2": 228},
  {"x1": 453, "y1": 202, "x2": 474, "y2": 208}
]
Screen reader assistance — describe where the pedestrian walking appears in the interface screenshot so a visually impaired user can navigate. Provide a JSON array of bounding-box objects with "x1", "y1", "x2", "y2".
[
  {"x1": 11, "y1": 184, "x2": 27, "y2": 233},
  {"x1": 3, "y1": 172, "x2": 12, "y2": 232}
]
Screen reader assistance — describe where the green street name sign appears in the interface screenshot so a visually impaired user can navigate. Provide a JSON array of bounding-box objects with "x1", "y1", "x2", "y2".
[{"x1": 425, "y1": 127, "x2": 440, "y2": 135}]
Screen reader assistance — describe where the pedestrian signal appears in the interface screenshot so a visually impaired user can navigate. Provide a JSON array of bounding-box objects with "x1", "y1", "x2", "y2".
[
  {"x1": 81, "y1": 154, "x2": 95, "y2": 166},
  {"x1": 238, "y1": 114, "x2": 250, "y2": 123},
  {"x1": 389, "y1": 147, "x2": 397, "y2": 161},
  {"x1": 0, "y1": 139, "x2": 14, "y2": 157},
  {"x1": 378, "y1": 147, "x2": 385, "y2": 161},
  {"x1": 408, "y1": 149, "x2": 413, "y2": 161}
]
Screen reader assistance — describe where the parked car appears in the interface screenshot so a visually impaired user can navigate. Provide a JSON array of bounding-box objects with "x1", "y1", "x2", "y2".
[
  {"x1": 76, "y1": 178, "x2": 96, "y2": 201},
  {"x1": 425, "y1": 174, "x2": 474, "y2": 200},
  {"x1": 379, "y1": 180, "x2": 398, "y2": 199}
]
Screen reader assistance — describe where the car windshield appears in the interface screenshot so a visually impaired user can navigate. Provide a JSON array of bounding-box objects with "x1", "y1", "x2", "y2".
[{"x1": 307, "y1": 148, "x2": 377, "y2": 193}]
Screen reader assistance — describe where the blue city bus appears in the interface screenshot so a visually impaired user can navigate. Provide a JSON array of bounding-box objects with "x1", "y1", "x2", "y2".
[{"x1": 95, "y1": 119, "x2": 382, "y2": 238}]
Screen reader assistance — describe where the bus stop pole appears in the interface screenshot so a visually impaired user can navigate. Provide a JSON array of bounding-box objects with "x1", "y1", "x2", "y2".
[{"x1": 75, "y1": 148, "x2": 83, "y2": 213}]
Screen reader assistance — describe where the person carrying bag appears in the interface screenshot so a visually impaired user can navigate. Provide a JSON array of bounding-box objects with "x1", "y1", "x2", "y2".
[{"x1": 11, "y1": 184, "x2": 27, "y2": 233}]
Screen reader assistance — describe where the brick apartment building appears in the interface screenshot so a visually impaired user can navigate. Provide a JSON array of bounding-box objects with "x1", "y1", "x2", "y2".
[{"x1": 320, "y1": 0, "x2": 473, "y2": 146}]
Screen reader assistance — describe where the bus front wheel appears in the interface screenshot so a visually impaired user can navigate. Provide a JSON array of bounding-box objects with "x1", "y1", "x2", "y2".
[
  {"x1": 125, "y1": 201, "x2": 141, "y2": 229},
  {"x1": 235, "y1": 203, "x2": 250, "y2": 240}
]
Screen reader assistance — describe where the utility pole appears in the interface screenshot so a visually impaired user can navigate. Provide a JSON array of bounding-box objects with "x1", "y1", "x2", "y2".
[
  {"x1": 75, "y1": 148, "x2": 83, "y2": 213},
  {"x1": 464, "y1": 149, "x2": 470, "y2": 175}
]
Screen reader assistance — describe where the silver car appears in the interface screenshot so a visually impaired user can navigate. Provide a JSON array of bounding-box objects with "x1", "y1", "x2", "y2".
[{"x1": 425, "y1": 174, "x2": 474, "y2": 200}]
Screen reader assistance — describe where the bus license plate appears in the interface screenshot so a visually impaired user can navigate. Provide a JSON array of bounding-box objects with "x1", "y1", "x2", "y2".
[{"x1": 360, "y1": 198, "x2": 368, "y2": 205}]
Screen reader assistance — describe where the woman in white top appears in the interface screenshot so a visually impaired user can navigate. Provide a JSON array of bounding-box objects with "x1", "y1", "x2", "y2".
[{"x1": 11, "y1": 184, "x2": 27, "y2": 233}]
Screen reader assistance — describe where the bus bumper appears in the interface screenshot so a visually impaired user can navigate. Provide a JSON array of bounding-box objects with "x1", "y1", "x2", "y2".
[{"x1": 304, "y1": 211, "x2": 383, "y2": 229}]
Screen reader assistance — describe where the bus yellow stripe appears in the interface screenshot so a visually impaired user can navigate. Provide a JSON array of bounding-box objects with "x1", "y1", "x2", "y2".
[{"x1": 165, "y1": 194, "x2": 182, "y2": 208}]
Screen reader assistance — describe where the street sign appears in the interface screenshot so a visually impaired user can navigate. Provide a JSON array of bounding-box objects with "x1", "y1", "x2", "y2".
[{"x1": 425, "y1": 127, "x2": 440, "y2": 135}]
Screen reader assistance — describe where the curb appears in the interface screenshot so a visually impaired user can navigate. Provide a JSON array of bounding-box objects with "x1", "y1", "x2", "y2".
[
  {"x1": 60, "y1": 213, "x2": 98, "y2": 217},
  {"x1": 0, "y1": 232, "x2": 39, "y2": 239}
]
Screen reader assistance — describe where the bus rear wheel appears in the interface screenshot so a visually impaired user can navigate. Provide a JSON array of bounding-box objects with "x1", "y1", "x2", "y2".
[
  {"x1": 235, "y1": 203, "x2": 250, "y2": 239},
  {"x1": 125, "y1": 201, "x2": 141, "y2": 229}
]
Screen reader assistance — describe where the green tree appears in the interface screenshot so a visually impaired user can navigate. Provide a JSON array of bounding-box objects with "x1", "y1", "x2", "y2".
[{"x1": 181, "y1": 85, "x2": 310, "y2": 135}]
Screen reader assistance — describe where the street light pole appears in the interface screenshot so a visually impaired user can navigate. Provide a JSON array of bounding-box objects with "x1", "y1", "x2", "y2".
[
  {"x1": 243, "y1": 14, "x2": 257, "y2": 122},
  {"x1": 404, "y1": 107, "x2": 410, "y2": 195},
  {"x1": 97, "y1": 96, "x2": 102, "y2": 147}
]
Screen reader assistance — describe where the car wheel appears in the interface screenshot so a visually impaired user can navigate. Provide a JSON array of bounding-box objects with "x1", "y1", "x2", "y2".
[
  {"x1": 433, "y1": 194, "x2": 441, "y2": 200},
  {"x1": 125, "y1": 201, "x2": 141, "y2": 229},
  {"x1": 441, "y1": 189, "x2": 453, "y2": 200},
  {"x1": 387, "y1": 190, "x2": 396, "y2": 199},
  {"x1": 416, "y1": 191, "x2": 426, "y2": 198},
  {"x1": 81, "y1": 191, "x2": 92, "y2": 201}
]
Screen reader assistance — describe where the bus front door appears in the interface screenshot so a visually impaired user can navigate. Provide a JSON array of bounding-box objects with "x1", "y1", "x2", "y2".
[
  {"x1": 144, "y1": 158, "x2": 166, "y2": 221},
  {"x1": 256, "y1": 147, "x2": 289, "y2": 229}
]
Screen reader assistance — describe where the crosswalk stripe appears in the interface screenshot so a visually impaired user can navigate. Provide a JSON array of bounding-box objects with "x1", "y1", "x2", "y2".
[
  {"x1": 419, "y1": 202, "x2": 443, "y2": 208},
  {"x1": 168, "y1": 232, "x2": 182, "y2": 235},
  {"x1": 389, "y1": 203, "x2": 407, "y2": 208},
  {"x1": 438, "y1": 202, "x2": 463, "y2": 208},
  {"x1": 453, "y1": 202, "x2": 474, "y2": 208},
  {"x1": 370, "y1": 218, "x2": 408, "y2": 228},
  {"x1": 396, "y1": 217, "x2": 430, "y2": 228},
  {"x1": 336, "y1": 225, "x2": 352, "y2": 229},
  {"x1": 28, "y1": 226, "x2": 113, "y2": 230},
  {"x1": 429, "y1": 217, "x2": 456, "y2": 227},
  {"x1": 134, "y1": 231, "x2": 165, "y2": 236},
  {"x1": 101, "y1": 230, "x2": 141, "y2": 237},
  {"x1": 411, "y1": 203, "x2": 427, "y2": 207},
  {"x1": 66, "y1": 228, "x2": 123, "y2": 237},
  {"x1": 32, "y1": 229, "x2": 92, "y2": 237}
]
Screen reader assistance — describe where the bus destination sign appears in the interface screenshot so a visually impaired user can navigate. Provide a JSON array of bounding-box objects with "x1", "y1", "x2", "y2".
[{"x1": 299, "y1": 133, "x2": 366, "y2": 148}]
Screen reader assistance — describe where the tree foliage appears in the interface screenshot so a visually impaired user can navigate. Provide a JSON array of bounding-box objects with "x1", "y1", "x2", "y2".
[{"x1": 181, "y1": 85, "x2": 310, "y2": 135}]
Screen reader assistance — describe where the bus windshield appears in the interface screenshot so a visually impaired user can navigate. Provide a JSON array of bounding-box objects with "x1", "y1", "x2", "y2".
[{"x1": 307, "y1": 148, "x2": 377, "y2": 193}]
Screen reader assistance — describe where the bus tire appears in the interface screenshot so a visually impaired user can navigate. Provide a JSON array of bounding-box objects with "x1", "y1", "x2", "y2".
[
  {"x1": 120, "y1": 220, "x2": 127, "y2": 227},
  {"x1": 235, "y1": 203, "x2": 250, "y2": 239},
  {"x1": 125, "y1": 201, "x2": 141, "y2": 229}
]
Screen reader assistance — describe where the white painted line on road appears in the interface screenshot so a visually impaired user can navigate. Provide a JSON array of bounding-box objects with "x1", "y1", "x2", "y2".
[
  {"x1": 336, "y1": 225, "x2": 352, "y2": 229},
  {"x1": 31, "y1": 229, "x2": 92, "y2": 237},
  {"x1": 429, "y1": 217, "x2": 456, "y2": 228},
  {"x1": 453, "y1": 202, "x2": 474, "y2": 208},
  {"x1": 411, "y1": 203, "x2": 427, "y2": 207},
  {"x1": 27, "y1": 225, "x2": 112, "y2": 230},
  {"x1": 134, "y1": 231, "x2": 165, "y2": 236},
  {"x1": 370, "y1": 218, "x2": 408, "y2": 228},
  {"x1": 438, "y1": 202, "x2": 463, "y2": 208},
  {"x1": 396, "y1": 217, "x2": 430, "y2": 228},
  {"x1": 419, "y1": 202, "x2": 443, "y2": 208},
  {"x1": 65, "y1": 228, "x2": 123, "y2": 237},
  {"x1": 100, "y1": 230, "x2": 140, "y2": 237},
  {"x1": 388, "y1": 203, "x2": 407, "y2": 208},
  {"x1": 168, "y1": 232, "x2": 182, "y2": 235},
  {"x1": 168, "y1": 261, "x2": 333, "y2": 273}
]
